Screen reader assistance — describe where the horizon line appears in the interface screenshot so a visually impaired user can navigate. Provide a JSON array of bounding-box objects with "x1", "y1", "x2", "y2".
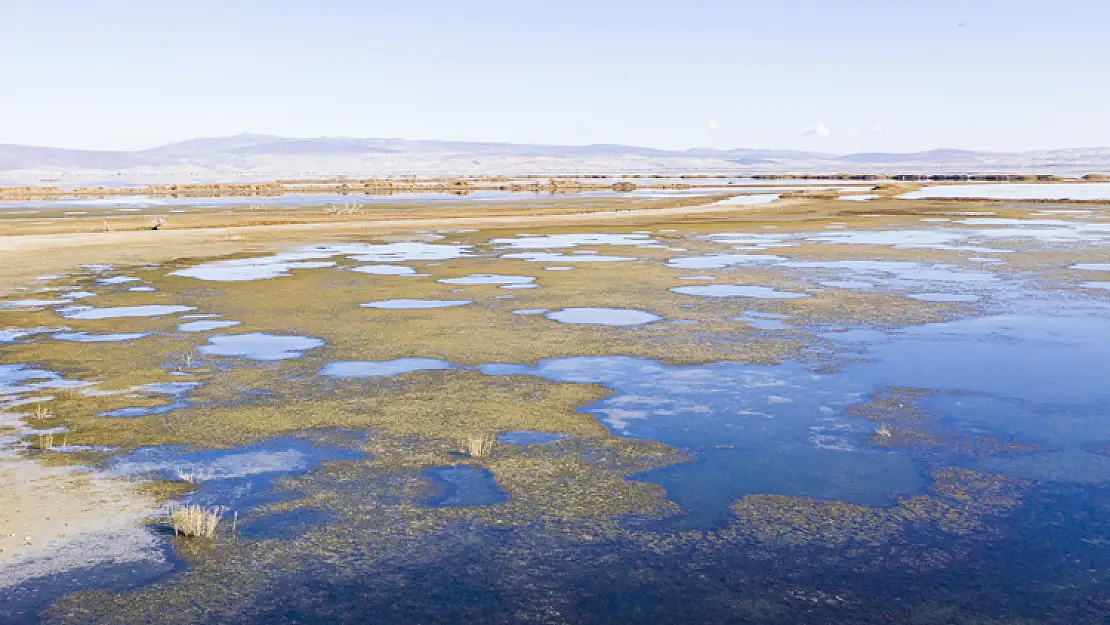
[{"x1": 2, "y1": 133, "x2": 1108, "y2": 157}]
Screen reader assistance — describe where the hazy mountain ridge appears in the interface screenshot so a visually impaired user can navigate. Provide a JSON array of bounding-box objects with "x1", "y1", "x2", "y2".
[{"x1": 2, "y1": 134, "x2": 1108, "y2": 184}]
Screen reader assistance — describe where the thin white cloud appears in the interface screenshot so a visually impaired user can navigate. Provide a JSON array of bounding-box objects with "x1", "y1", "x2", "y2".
[
  {"x1": 868, "y1": 123, "x2": 885, "y2": 133},
  {"x1": 708, "y1": 119, "x2": 719, "y2": 132},
  {"x1": 804, "y1": 123, "x2": 831, "y2": 137}
]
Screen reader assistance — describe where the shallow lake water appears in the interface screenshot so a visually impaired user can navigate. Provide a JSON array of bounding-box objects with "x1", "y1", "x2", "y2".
[
  {"x1": 902, "y1": 182, "x2": 1110, "y2": 200},
  {"x1": 4, "y1": 206, "x2": 1110, "y2": 624}
]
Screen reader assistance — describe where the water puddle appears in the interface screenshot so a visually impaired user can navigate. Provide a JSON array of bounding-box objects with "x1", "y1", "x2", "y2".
[
  {"x1": 511, "y1": 309, "x2": 548, "y2": 315},
  {"x1": 361, "y1": 299, "x2": 472, "y2": 310},
  {"x1": 108, "y1": 436, "x2": 363, "y2": 510},
  {"x1": 671, "y1": 284, "x2": 810, "y2": 299},
  {"x1": 95, "y1": 382, "x2": 199, "y2": 418},
  {"x1": 496, "y1": 431, "x2": 564, "y2": 446},
  {"x1": 59, "y1": 305, "x2": 195, "y2": 320},
  {"x1": 1, "y1": 327, "x2": 60, "y2": 343},
  {"x1": 170, "y1": 252, "x2": 337, "y2": 282},
  {"x1": 197, "y1": 333, "x2": 324, "y2": 361},
  {"x1": 52, "y1": 332, "x2": 152, "y2": 343},
  {"x1": 491, "y1": 233, "x2": 656, "y2": 249},
  {"x1": 95, "y1": 276, "x2": 140, "y2": 285},
  {"x1": 438, "y1": 274, "x2": 536, "y2": 288},
  {"x1": 1, "y1": 299, "x2": 71, "y2": 310},
  {"x1": 176, "y1": 320, "x2": 241, "y2": 332},
  {"x1": 423, "y1": 466, "x2": 507, "y2": 508},
  {"x1": 339, "y1": 242, "x2": 472, "y2": 263},
  {"x1": 350, "y1": 264, "x2": 420, "y2": 276},
  {"x1": 320, "y1": 358, "x2": 454, "y2": 378},
  {"x1": 502, "y1": 252, "x2": 635, "y2": 263},
  {"x1": 0, "y1": 365, "x2": 88, "y2": 404},
  {"x1": 666, "y1": 253, "x2": 784, "y2": 270},
  {"x1": 99, "y1": 403, "x2": 187, "y2": 419},
  {"x1": 545, "y1": 308, "x2": 662, "y2": 326}
]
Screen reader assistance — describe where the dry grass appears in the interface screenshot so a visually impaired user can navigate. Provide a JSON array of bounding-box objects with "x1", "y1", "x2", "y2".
[
  {"x1": 173, "y1": 468, "x2": 212, "y2": 484},
  {"x1": 323, "y1": 203, "x2": 364, "y2": 215},
  {"x1": 461, "y1": 433, "x2": 495, "y2": 458},
  {"x1": 170, "y1": 505, "x2": 223, "y2": 538},
  {"x1": 32, "y1": 402, "x2": 53, "y2": 419},
  {"x1": 36, "y1": 433, "x2": 56, "y2": 450}
]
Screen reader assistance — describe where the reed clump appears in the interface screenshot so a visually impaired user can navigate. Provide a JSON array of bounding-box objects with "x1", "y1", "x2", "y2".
[
  {"x1": 169, "y1": 505, "x2": 223, "y2": 538},
  {"x1": 461, "y1": 434, "x2": 495, "y2": 458}
]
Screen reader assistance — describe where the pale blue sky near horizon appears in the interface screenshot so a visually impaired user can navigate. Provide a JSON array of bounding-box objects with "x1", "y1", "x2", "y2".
[{"x1": 1, "y1": 0, "x2": 1108, "y2": 153}]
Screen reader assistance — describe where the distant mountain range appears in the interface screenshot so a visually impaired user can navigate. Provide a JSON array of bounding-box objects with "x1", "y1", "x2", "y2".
[{"x1": 1, "y1": 134, "x2": 1108, "y2": 184}]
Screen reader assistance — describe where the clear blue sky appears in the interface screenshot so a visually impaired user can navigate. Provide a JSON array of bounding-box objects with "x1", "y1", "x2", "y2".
[{"x1": 2, "y1": 0, "x2": 1107, "y2": 153}]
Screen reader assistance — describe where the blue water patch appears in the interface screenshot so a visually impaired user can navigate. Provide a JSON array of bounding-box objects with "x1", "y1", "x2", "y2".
[
  {"x1": 177, "y1": 320, "x2": 241, "y2": 332},
  {"x1": 423, "y1": 466, "x2": 507, "y2": 508},
  {"x1": 479, "y1": 356, "x2": 925, "y2": 527},
  {"x1": 638, "y1": 447, "x2": 922, "y2": 529},
  {"x1": 831, "y1": 311, "x2": 1110, "y2": 406},
  {"x1": 320, "y1": 358, "x2": 454, "y2": 378},
  {"x1": 496, "y1": 431, "x2": 564, "y2": 446},
  {"x1": 906, "y1": 293, "x2": 980, "y2": 302},
  {"x1": 169, "y1": 252, "x2": 337, "y2": 282},
  {"x1": 60, "y1": 305, "x2": 196, "y2": 320},
  {"x1": 361, "y1": 299, "x2": 472, "y2": 310},
  {"x1": 108, "y1": 436, "x2": 365, "y2": 510},
  {"x1": 99, "y1": 402, "x2": 187, "y2": 418},
  {"x1": 0, "y1": 364, "x2": 87, "y2": 397},
  {"x1": 95, "y1": 276, "x2": 140, "y2": 285},
  {"x1": 350, "y1": 264, "x2": 419, "y2": 276},
  {"x1": 671, "y1": 284, "x2": 810, "y2": 299},
  {"x1": 438, "y1": 274, "x2": 536, "y2": 288},
  {"x1": 197, "y1": 333, "x2": 324, "y2": 361},
  {"x1": 545, "y1": 308, "x2": 661, "y2": 326},
  {"x1": 52, "y1": 332, "x2": 151, "y2": 343}
]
